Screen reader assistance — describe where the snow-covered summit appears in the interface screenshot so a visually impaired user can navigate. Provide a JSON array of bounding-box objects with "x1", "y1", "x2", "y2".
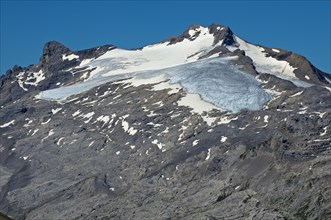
[
  {"x1": 37, "y1": 24, "x2": 269, "y2": 115},
  {"x1": 34, "y1": 23, "x2": 331, "y2": 117},
  {"x1": 6, "y1": 23, "x2": 330, "y2": 117}
]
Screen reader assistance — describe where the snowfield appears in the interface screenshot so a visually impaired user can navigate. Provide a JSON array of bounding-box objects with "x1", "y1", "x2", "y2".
[{"x1": 230, "y1": 35, "x2": 311, "y2": 87}]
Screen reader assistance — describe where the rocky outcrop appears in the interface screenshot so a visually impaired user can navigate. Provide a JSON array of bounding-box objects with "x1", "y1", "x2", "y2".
[{"x1": 263, "y1": 47, "x2": 331, "y2": 85}]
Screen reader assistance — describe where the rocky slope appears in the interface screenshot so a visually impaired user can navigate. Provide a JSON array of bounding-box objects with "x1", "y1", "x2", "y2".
[{"x1": 0, "y1": 23, "x2": 331, "y2": 220}]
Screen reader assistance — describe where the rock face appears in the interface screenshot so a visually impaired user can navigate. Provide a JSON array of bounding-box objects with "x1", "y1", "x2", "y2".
[{"x1": 0, "y1": 23, "x2": 331, "y2": 220}]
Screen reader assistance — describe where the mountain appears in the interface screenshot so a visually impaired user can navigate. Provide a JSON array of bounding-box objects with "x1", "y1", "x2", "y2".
[{"x1": 0, "y1": 23, "x2": 330, "y2": 220}]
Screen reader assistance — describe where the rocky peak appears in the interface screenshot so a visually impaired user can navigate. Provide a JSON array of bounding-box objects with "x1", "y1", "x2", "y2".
[
  {"x1": 162, "y1": 24, "x2": 202, "y2": 45},
  {"x1": 12, "y1": 65, "x2": 23, "y2": 73},
  {"x1": 39, "y1": 41, "x2": 71, "y2": 66},
  {"x1": 208, "y1": 23, "x2": 235, "y2": 46},
  {"x1": 183, "y1": 24, "x2": 204, "y2": 36},
  {"x1": 39, "y1": 41, "x2": 79, "y2": 73},
  {"x1": 163, "y1": 23, "x2": 235, "y2": 46}
]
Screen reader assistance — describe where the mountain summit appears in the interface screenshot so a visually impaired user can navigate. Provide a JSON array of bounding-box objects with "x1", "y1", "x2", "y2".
[{"x1": 1, "y1": 24, "x2": 331, "y2": 219}]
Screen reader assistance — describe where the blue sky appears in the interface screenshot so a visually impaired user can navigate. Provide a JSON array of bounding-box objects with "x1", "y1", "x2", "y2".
[{"x1": 1, "y1": 1, "x2": 330, "y2": 74}]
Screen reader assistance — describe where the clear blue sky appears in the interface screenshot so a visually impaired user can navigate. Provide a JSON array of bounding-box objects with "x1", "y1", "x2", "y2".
[{"x1": 1, "y1": 1, "x2": 330, "y2": 75}]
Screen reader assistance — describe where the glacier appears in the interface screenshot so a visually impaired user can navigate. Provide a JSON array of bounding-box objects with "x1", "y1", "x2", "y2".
[{"x1": 39, "y1": 57, "x2": 272, "y2": 113}]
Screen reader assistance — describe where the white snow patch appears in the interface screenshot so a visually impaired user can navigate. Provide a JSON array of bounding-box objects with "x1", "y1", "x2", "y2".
[
  {"x1": 49, "y1": 129, "x2": 54, "y2": 136},
  {"x1": 16, "y1": 72, "x2": 28, "y2": 91},
  {"x1": 83, "y1": 100, "x2": 98, "y2": 106},
  {"x1": 298, "y1": 110, "x2": 307, "y2": 114},
  {"x1": 147, "y1": 122, "x2": 162, "y2": 127},
  {"x1": 31, "y1": 129, "x2": 39, "y2": 136},
  {"x1": 16, "y1": 70, "x2": 46, "y2": 89},
  {"x1": 202, "y1": 116, "x2": 218, "y2": 127},
  {"x1": 177, "y1": 93, "x2": 222, "y2": 126},
  {"x1": 129, "y1": 145, "x2": 135, "y2": 149},
  {"x1": 72, "y1": 110, "x2": 81, "y2": 117},
  {"x1": 26, "y1": 70, "x2": 46, "y2": 86},
  {"x1": 23, "y1": 156, "x2": 29, "y2": 160},
  {"x1": 0, "y1": 120, "x2": 15, "y2": 128},
  {"x1": 161, "y1": 127, "x2": 169, "y2": 134},
  {"x1": 152, "y1": 139, "x2": 165, "y2": 151},
  {"x1": 41, "y1": 118, "x2": 51, "y2": 125},
  {"x1": 324, "y1": 86, "x2": 331, "y2": 92},
  {"x1": 290, "y1": 91, "x2": 303, "y2": 97},
  {"x1": 217, "y1": 116, "x2": 238, "y2": 125},
  {"x1": 264, "y1": 87, "x2": 283, "y2": 96},
  {"x1": 69, "y1": 139, "x2": 77, "y2": 145},
  {"x1": 320, "y1": 126, "x2": 328, "y2": 136},
  {"x1": 57, "y1": 137, "x2": 65, "y2": 146},
  {"x1": 264, "y1": 115, "x2": 269, "y2": 123},
  {"x1": 170, "y1": 113, "x2": 181, "y2": 119},
  {"x1": 277, "y1": 109, "x2": 293, "y2": 112},
  {"x1": 51, "y1": 108, "x2": 62, "y2": 114},
  {"x1": 192, "y1": 139, "x2": 199, "y2": 146},
  {"x1": 147, "y1": 111, "x2": 158, "y2": 117},
  {"x1": 221, "y1": 136, "x2": 227, "y2": 143},
  {"x1": 99, "y1": 90, "x2": 112, "y2": 97},
  {"x1": 239, "y1": 124, "x2": 249, "y2": 130},
  {"x1": 88, "y1": 141, "x2": 94, "y2": 147},
  {"x1": 113, "y1": 94, "x2": 122, "y2": 99},
  {"x1": 305, "y1": 75, "x2": 310, "y2": 80},
  {"x1": 205, "y1": 148, "x2": 211, "y2": 160},
  {"x1": 81, "y1": 112, "x2": 95, "y2": 119},
  {"x1": 128, "y1": 127, "x2": 137, "y2": 135},
  {"x1": 313, "y1": 138, "x2": 331, "y2": 142},
  {"x1": 96, "y1": 115, "x2": 110, "y2": 124},
  {"x1": 188, "y1": 29, "x2": 197, "y2": 37},
  {"x1": 314, "y1": 111, "x2": 326, "y2": 118},
  {"x1": 116, "y1": 151, "x2": 120, "y2": 155},
  {"x1": 122, "y1": 120, "x2": 129, "y2": 132},
  {"x1": 272, "y1": 49, "x2": 280, "y2": 53},
  {"x1": 62, "y1": 53, "x2": 79, "y2": 61},
  {"x1": 41, "y1": 129, "x2": 54, "y2": 142},
  {"x1": 153, "y1": 101, "x2": 164, "y2": 107}
]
